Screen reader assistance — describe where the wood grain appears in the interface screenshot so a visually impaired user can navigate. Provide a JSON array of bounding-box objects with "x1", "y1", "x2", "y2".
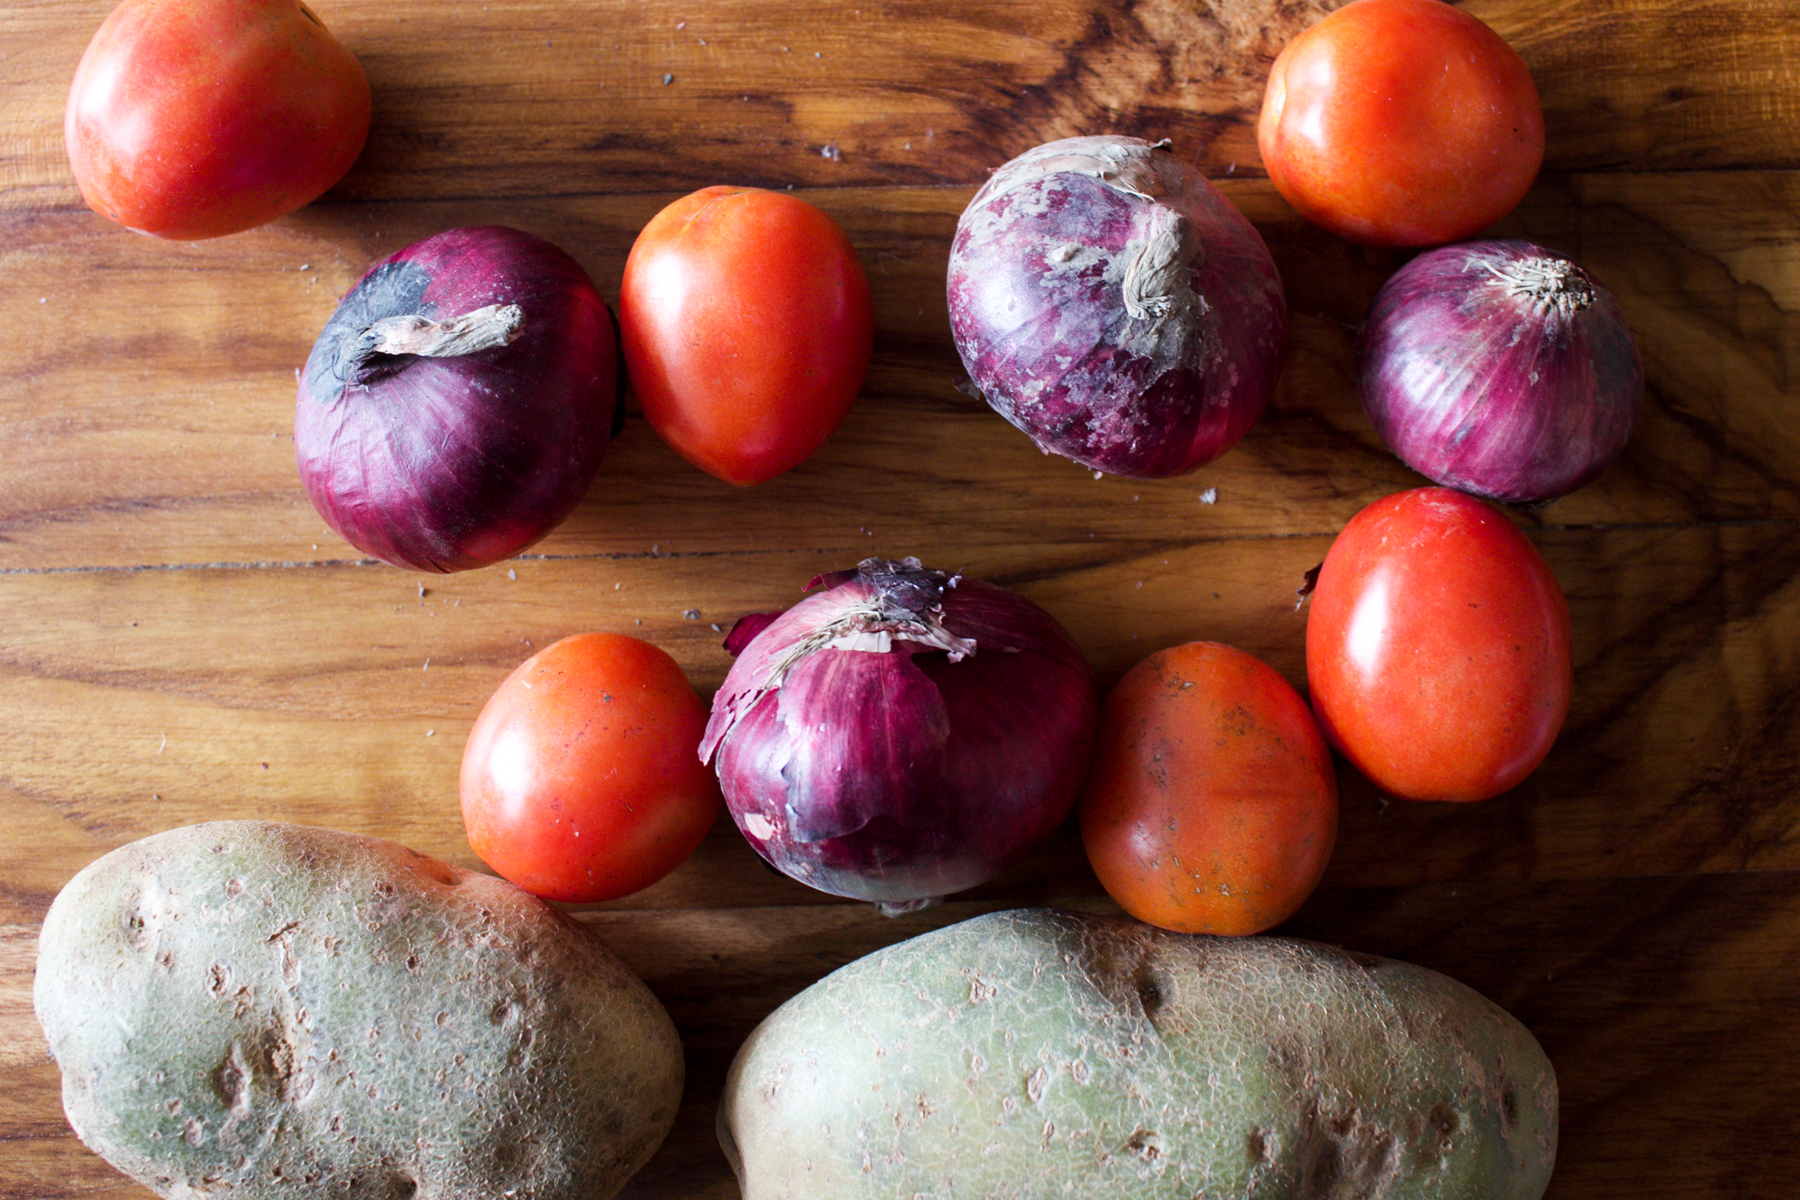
[
  {"x1": 4, "y1": 172, "x2": 1797, "y2": 572},
  {"x1": 1, "y1": 513, "x2": 1795, "y2": 922},
  {"x1": 9, "y1": 0, "x2": 1800, "y2": 214},
  {"x1": 3, "y1": 0, "x2": 1799, "y2": 1197}
]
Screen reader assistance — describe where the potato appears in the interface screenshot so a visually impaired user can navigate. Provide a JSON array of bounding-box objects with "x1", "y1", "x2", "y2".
[
  {"x1": 721, "y1": 907, "x2": 1557, "y2": 1200},
  {"x1": 33, "y1": 821, "x2": 683, "y2": 1200}
]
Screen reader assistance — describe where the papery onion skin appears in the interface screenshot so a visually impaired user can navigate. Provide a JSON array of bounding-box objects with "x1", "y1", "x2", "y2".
[
  {"x1": 701, "y1": 558, "x2": 1099, "y2": 908},
  {"x1": 947, "y1": 135, "x2": 1286, "y2": 479},
  {"x1": 296, "y1": 226, "x2": 617, "y2": 572},
  {"x1": 1356, "y1": 238, "x2": 1644, "y2": 505}
]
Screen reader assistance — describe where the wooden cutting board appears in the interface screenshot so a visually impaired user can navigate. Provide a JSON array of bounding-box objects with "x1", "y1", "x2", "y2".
[{"x1": 3, "y1": 1, "x2": 1798, "y2": 1197}]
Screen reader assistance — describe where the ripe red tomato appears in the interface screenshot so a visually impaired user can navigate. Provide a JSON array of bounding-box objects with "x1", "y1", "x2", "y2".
[
  {"x1": 1080, "y1": 641, "x2": 1338, "y2": 936},
  {"x1": 65, "y1": 0, "x2": 371, "y2": 240},
  {"x1": 619, "y1": 186, "x2": 874, "y2": 485},
  {"x1": 460, "y1": 632, "x2": 720, "y2": 903},
  {"x1": 1256, "y1": 0, "x2": 1543, "y2": 247},
  {"x1": 1305, "y1": 488, "x2": 1572, "y2": 803}
]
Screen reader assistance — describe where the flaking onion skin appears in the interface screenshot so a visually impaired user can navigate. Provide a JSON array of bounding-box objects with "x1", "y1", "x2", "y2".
[
  {"x1": 701, "y1": 558, "x2": 1099, "y2": 910},
  {"x1": 1356, "y1": 239, "x2": 1643, "y2": 505},
  {"x1": 947, "y1": 136, "x2": 1287, "y2": 479},
  {"x1": 296, "y1": 226, "x2": 617, "y2": 572}
]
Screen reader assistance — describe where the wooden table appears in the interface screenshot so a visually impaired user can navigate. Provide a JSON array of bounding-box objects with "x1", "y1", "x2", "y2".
[{"x1": 3, "y1": 1, "x2": 1797, "y2": 1196}]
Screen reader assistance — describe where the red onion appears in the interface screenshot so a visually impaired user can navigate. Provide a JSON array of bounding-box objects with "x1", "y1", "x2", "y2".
[
  {"x1": 296, "y1": 226, "x2": 618, "y2": 572},
  {"x1": 946, "y1": 135, "x2": 1286, "y2": 478},
  {"x1": 1356, "y1": 238, "x2": 1644, "y2": 505},
  {"x1": 700, "y1": 558, "x2": 1098, "y2": 911}
]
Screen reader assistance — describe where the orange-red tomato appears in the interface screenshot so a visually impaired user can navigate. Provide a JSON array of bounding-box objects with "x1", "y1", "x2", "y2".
[
  {"x1": 460, "y1": 632, "x2": 720, "y2": 903},
  {"x1": 1257, "y1": 0, "x2": 1543, "y2": 248},
  {"x1": 65, "y1": 0, "x2": 371, "y2": 240},
  {"x1": 1080, "y1": 641, "x2": 1338, "y2": 936},
  {"x1": 619, "y1": 186, "x2": 874, "y2": 485},
  {"x1": 1305, "y1": 488, "x2": 1572, "y2": 803}
]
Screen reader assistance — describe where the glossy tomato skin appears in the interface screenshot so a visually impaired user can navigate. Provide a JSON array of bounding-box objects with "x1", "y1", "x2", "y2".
[
  {"x1": 1257, "y1": 0, "x2": 1543, "y2": 248},
  {"x1": 65, "y1": 0, "x2": 371, "y2": 240},
  {"x1": 460, "y1": 633, "x2": 720, "y2": 903},
  {"x1": 1306, "y1": 488, "x2": 1572, "y2": 803},
  {"x1": 1080, "y1": 642, "x2": 1337, "y2": 936},
  {"x1": 619, "y1": 186, "x2": 874, "y2": 485}
]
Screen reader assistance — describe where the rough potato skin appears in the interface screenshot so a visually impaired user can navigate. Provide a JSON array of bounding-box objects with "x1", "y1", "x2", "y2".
[
  {"x1": 720, "y1": 908, "x2": 1557, "y2": 1200},
  {"x1": 34, "y1": 821, "x2": 684, "y2": 1200}
]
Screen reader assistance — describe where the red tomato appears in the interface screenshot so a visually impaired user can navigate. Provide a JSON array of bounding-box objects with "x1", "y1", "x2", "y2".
[
  {"x1": 1257, "y1": 0, "x2": 1543, "y2": 247},
  {"x1": 1305, "y1": 488, "x2": 1572, "y2": 803},
  {"x1": 65, "y1": 0, "x2": 371, "y2": 240},
  {"x1": 619, "y1": 186, "x2": 874, "y2": 485},
  {"x1": 460, "y1": 632, "x2": 720, "y2": 903},
  {"x1": 1080, "y1": 642, "x2": 1338, "y2": 936}
]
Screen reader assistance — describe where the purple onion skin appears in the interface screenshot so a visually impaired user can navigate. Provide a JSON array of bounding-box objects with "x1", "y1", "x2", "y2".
[
  {"x1": 296, "y1": 226, "x2": 616, "y2": 572},
  {"x1": 947, "y1": 135, "x2": 1287, "y2": 479},
  {"x1": 701, "y1": 559, "x2": 1099, "y2": 908},
  {"x1": 1356, "y1": 238, "x2": 1644, "y2": 505}
]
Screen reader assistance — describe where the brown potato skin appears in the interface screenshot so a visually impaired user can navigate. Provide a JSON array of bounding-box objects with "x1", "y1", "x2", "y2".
[
  {"x1": 34, "y1": 821, "x2": 683, "y2": 1200},
  {"x1": 722, "y1": 908, "x2": 1557, "y2": 1200}
]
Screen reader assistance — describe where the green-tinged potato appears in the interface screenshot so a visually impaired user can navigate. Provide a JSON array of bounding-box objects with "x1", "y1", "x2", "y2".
[
  {"x1": 34, "y1": 821, "x2": 683, "y2": 1200},
  {"x1": 721, "y1": 907, "x2": 1556, "y2": 1200}
]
